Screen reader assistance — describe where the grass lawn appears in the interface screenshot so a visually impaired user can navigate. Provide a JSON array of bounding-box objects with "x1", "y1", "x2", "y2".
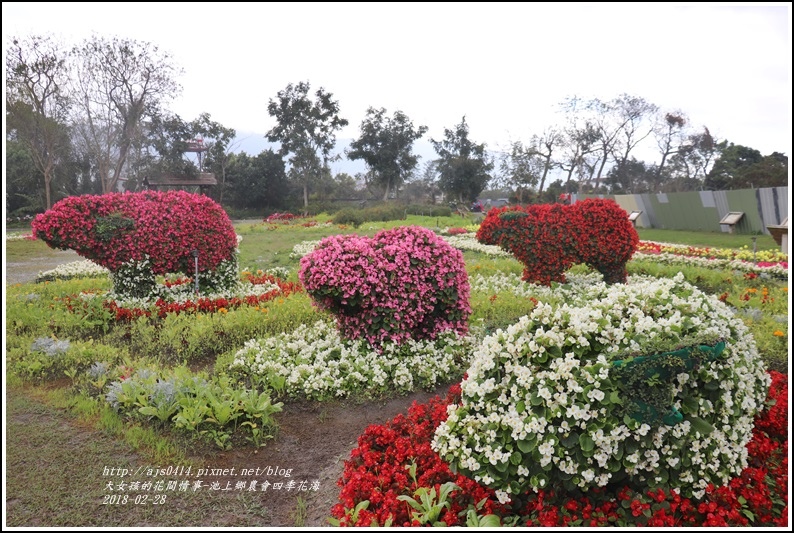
[{"x1": 636, "y1": 227, "x2": 779, "y2": 251}]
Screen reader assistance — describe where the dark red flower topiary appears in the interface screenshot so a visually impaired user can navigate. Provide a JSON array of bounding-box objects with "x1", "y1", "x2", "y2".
[{"x1": 476, "y1": 198, "x2": 639, "y2": 285}]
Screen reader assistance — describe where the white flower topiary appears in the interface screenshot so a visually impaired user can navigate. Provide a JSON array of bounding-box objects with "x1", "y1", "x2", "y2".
[{"x1": 432, "y1": 273, "x2": 769, "y2": 501}]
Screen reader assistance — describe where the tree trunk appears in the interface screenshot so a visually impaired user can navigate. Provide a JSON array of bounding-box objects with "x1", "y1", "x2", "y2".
[
  {"x1": 382, "y1": 179, "x2": 390, "y2": 201},
  {"x1": 594, "y1": 152, "x2": 609, "y2": 191},
  {"x1": 219, "y1": 161, "x2": 227, "y2": 204},
  {"x1": 44, "y1": 171, "x2": 52, "y2": 210},
  {"x1": 564, "y1": 165, "x2": 575, "y2": 191},
  {"x1": 538, "y1": 153, "x2": 553, "y2": 197}
]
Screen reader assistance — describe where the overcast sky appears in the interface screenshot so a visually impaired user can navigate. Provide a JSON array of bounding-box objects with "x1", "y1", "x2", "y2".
[{"x1": 3, "y1": 2, "x2": 792, "y2": 163}]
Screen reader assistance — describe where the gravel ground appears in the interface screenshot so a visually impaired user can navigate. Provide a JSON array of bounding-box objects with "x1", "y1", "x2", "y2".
[{"x1": 5, "y1": 249, "x2": 82, "y2": 286}]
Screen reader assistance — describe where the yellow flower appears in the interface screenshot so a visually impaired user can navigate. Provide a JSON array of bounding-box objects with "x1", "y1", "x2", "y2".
[{"x1": 218, "y1": 307, "x2": 228, "y2": 314}]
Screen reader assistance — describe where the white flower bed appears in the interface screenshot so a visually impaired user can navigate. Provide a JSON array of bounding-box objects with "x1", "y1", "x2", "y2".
[
  {"x1": 442, "y1": 234, "x2": 511, "y2": 257},
  {"x1": 290, "y1": 240, "x2": 321, "y2": 259},
  {"x1": 432, "y1": 273, "x2": 769, "y2": 501},
  {"x1": 229, "y1": 321, "x2": 472, "y2": 400},
  {"x1": 78, "y1": 280, "x2": 282, "y2": 311},
  {"x1": 35, "y1": 260, "x2": 110, "y2": 282},
  {"x1": 470, "y1": 272, "x2": 605, "y2": 299},
  {"x1": 6, "y1": 232, "x2": 35, "y2": 241}
]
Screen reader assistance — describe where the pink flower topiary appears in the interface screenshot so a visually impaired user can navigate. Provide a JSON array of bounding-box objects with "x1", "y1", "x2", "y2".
[{"x1": 299, "y1": 226, "x2": 471, "y2": 347}]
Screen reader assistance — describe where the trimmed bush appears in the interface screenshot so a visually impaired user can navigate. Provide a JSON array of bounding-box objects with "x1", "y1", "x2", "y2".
[
  {"x1": 332, "y1": 208, "x2": 364, "y2": 227},
  {"x1": 406, "y1": 204, "x2": 453, "y2": 217}
]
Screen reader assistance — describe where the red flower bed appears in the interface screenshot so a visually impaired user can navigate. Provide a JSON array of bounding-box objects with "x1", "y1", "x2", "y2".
[
  {"x1": 265, "y1": 212, "x2": 299, "y2": 223},
  {"x1": 332, "y1": 371, "x2": 788, "y2": 527},
  {"x1": 332, "y1": 383, "x2": 508, "y2": 526},
  {"x1": 477, "y1": 199, "x2": 638, "y2": 285},
  {"x1": 58, "y1": 273, "x2": 303, "y2": 322}
]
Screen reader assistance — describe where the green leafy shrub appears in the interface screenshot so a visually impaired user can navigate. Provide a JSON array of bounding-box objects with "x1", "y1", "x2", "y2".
[
  {"x1": 104, "y1": 366, "x2": 282, "y2": 449},
  {"x1": 9, "y1": 336, "x2": 128, "y2": 382},
  {"x1": 361, "y1": 204, "x2": 405, "y2": 222},
  {"x1": 406, "y1": 204, "x2": 453, "y2": 217},
  {"x1": 332, "y1": 208, "x2": 364, "y2": 227}
]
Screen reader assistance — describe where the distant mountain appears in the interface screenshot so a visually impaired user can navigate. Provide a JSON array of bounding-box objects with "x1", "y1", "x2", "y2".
[{"x1": 230, "y1": 132, "x2": 439, "y2": 177}]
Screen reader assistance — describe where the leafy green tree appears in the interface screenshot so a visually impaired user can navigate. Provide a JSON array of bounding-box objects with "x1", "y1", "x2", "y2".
[
  {"x1": 266, "y1": 81, "x2": 348, "y2": 210},
  {"x1": 194, "y1": 113, "x2": 237, "y2": 203},
  {"x1": 145, "y1": 113, "x2": 194, "y2": 177},
  {"x1": 497, "y1": 140, "x2": 540, "y2": 203},
  {"x1": 6, "y1": 34, "x2": 73, "y2": 209},
  {"x1": 5, "y1": 139, "x2": 42, "y2": 215},
  {"x1": 430, "y1": 116, "x2": 494, "y2": 203},
  {"x1": 324, "y1": 172, "x2": 362, "y2": 200},
  {"x1": 705, "y1": 142, "x2": 764, "y2": 190},
  {"x1": 401, "y1": 160, "x2": 441, "y2": 204},
  {"x1": 706, "y1": 144, "x2": 788, "y2": 190},
  {"x1": 741, "y1": 152, "x2": 788, "y2": 189},
  {"x1": 146, "y1": 112, "x2": 236, "y2": 199},
  {"x1": 605, "y1": 157, "x2": 656, "y2": 194},
  {"x1": 347, "y1": 107, "x2": 428, "y2": 200},
  {"x1": 224, "y1": 150, "x2": 289, "y2": 210}
]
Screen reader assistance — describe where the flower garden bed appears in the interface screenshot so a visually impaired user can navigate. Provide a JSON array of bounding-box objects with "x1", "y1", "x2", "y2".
[{"x1": 5, "y1": 209, "x2": 789, "y2": 527}]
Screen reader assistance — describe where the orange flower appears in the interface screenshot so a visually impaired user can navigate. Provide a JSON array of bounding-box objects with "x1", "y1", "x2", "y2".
[{"x1": 773, "y1": 330, "x2": 785, "y2": 337}]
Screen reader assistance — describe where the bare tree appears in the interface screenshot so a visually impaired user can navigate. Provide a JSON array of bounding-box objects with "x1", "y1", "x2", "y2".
[
  {"x1": 610, "y1": 94, "x2": 658, "y2": 172},
  {"x1": 587, "y1": 94, "x2": 657, "y2": 191},
  {"x1": 6, "y1": 34, "x2": 72, "y2": 209},
  {"x1": 71, "y1": 35, "x2": 182, "y2": 193},
  {"x1": 529, "y1": 128, "x2": 563, "y2": 198},
  {"x1": 556, "y1": 97, "x2": 601, "y2": 193},
  {"x1": 680, "y1": 126, "x2": 717, "y2": 181},
  {"x1": 557, "y1": 123, "x2": 600, "y2": 193},
  {"x1": 652, "y1": 111, "x2": 689, "y2": 182}
]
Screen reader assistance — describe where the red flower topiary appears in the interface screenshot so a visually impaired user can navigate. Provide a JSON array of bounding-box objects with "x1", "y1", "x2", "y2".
[
  {"x1": 32, "y1": 191, "x2": 237, "y2": 277},
  {"x1": 477, "y1": 199, "x2": 639, "y2": 285}
]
